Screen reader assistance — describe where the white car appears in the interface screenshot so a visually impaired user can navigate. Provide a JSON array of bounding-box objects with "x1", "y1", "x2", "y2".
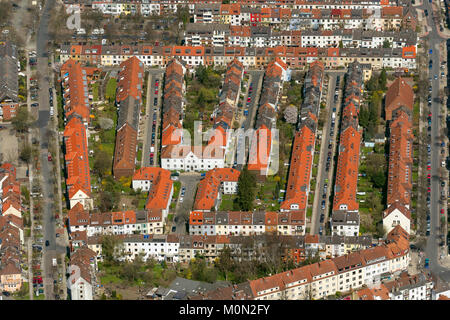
[{"x1": 179, "y1": 197, "x2": 184, "y2": 203}]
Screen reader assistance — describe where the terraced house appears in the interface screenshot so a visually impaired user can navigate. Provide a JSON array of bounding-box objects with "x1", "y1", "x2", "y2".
[
  {"x1": 331, "y1": 61, "x2": 364, "y2": 236},
  {"x1": 59, "y1": 44, "x2": 417, "y2": 71},
  {"x1": 281, "y1": 61, "x2": 323, "y2": 212},
  {"x1": 382, "y1": 78, "x2": 414, "y2": 235},
  {"x1": 248, "y1": 58, "x2": 289, "y2": 176},
  {"x1": 112, "y1": 56, "x2": 144, "y2": 179},
  {"x1": 189, "y1": 210, "x2": 306, "y2": 236},
  {"x1": 190, "y1": 225, "x2": 410, "y2": 300}
]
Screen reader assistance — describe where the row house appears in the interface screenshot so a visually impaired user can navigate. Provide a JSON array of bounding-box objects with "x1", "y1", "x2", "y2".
[
  {"x1": 63, "y1": 117, "x2": 93, "y2": 210},
  {"x1": 195, "y1": 225, "x2": 410, "y2": 300},
  {"x1": 189, "y1": 210, "x2": 306, "y2": 236},
  {"x1": 331, "y1": 61, "x2": 363, "y2": 234},
  {"x1": 0, "y1": 42, "x2": 19, "y2": 122},
  {"x1": 248, "y1": 58, "x2": 289, "y2": 176},
  {"x1": 207, "y1": 59, "x2": 244, "y2": 159},
  {"x1": 121, "y1": 234, "x2": 180, "y2": 263},
  {"x1": 68, "y1": 247, "x2": 97, "y2": 300},
  {"x1": 59, "y1": 44, "x2": 417, "y2": 71},
  {"x1": 60, "y1": 59, "x2": 91, "y2": 126},
  {"x1": 113, "y1": 56, "x2": 144, "y2": 179},
  {"x1": 0, "y1": 200, "x2": 24, "y2": 293},
  {"x1": 300, "y1": 29, "x2": 417, "y2": 49},
  {"x1": 382, "y1": 77, "x2": 414, "y2": 235},
  {"x1": 67, "y1": 203, "x2": 165, "y2": 237},
  {"x1": 281, "y1": 61, "x2": 323, "y2": 212},
  {"x1": 0, "y1": 163, "x2": 21, "y2": 219},
  {"x1": 161, "y1": 145, "x2": 225, "y2": 172},
  {"x1": 193, "y1": 168, "x2": 240, "y2": 212}
]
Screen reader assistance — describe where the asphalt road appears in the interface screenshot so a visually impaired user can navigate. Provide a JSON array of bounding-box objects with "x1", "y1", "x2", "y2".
[
  {"x1": 35, "y1": 0, "x2": 61, "y2": 300},
  {"x1": 310, "y1": 72, "x2": 345, "y2": 235},
  {"x1": 142, "y1": 68, "x2": 164, "y2": 167},
  {"x1": 420, "y1": 0, "x2": 450, "y2": 281},
  {"x1": 236, "y1": 70, "x2": 264, "y2": 170},
  {"x1": 173, "y1": 174, "x2": 201, "y2": 235}
]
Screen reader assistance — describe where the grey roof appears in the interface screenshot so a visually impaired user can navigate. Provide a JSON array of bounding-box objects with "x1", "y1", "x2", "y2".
[
  {"x1": 0, "y1": 43, "x2": 18, "y2": 103},
  {"x1": 117, "y1": 96, "x2": 140, "y2": 131},
  {"x1": 331, "y1": 211, "x2": 360, "y2": 225}
]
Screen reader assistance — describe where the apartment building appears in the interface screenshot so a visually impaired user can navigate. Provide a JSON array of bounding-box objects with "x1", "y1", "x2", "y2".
[
  {"x1": 248, "y1": 58, "x2": 288, "y2": 176},
  {"x1": 193, "y1": 168, "x2": 240, "y2": 212},
  {"x1": 67, "y1": 206, "x2": 166, "y2": 237},
  {"x1": 191, "y1": 225, "x2": 410, "y2": 300},
  {"x1": 189, "y1": 211, "x2": 306, "y2": 236},
  {"x1": 112, "y1": 56, "x2": 144, "y2": 179},
  {"x1": 68, "y1": 247, "x2": 98, "y2": 300},
  {"x1": 382, "y1": 78, "x2": 414, "y2": 235},
  {"x1": 0, "y1": 163, "x2": 21, "y2": 219},
  {"x1": 331, "y1": 61, "x2": 363, "y2": 234},
  {"x1": 281, "y1": 61, "x2": 323, "y2": 212},
  {"x1": 63, "y1": 117, "x2": 93, "y2": 210},
  {"x1": 60, "y1": 44, "x2": 417, "y2": 71},
  {"x1": 60, "y1": 59, "x2": 91, "y2": 126}
]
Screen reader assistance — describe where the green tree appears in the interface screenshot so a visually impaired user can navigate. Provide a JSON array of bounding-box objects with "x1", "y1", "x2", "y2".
[
  {"x1": 101, "y1": 235, "x2": 122, "y2": 266},
  {"x1": 378, "y1": 69, "x2": 387, "y2": 90},
  {"x1": 19, "y1": 144, "x2": 32, "y2": 163},
  {"x1": 236, "y1": 166, "x2": 256, "y2": 211},
  {"x1": 382, "y1": 39, "x2": 391, "y2": 48},
  {"x1": 11, "y1": 106, "x2": 31, "y2": 133},
  {"x1": 215, "y1": 246, "x2": 234, "y2": 281},
  {"x1": 93, "y1": 150, "x2": 112, "y2": 178}
]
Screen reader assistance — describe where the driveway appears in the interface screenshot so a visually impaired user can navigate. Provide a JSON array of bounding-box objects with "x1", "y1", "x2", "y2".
[{"x1": 173, "y1": 173, "x2": 201, "y2": 235}]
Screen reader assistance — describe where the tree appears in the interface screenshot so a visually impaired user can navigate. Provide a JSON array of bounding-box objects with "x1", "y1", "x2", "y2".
[
  {"x1": 382, "y1": 39, "x2": 391, "y2": 48},
  {"x1": 378, "y1": 69, "x2": 387, "y2": 90},
  {"x1": 93, "y1": 150, "x2": 112, "y2": 178},
  {"x1": 215, "y1": 246, "x2": 234, "y2": 281},
  {"x1": 235, "y1": 166, "x2": 256, "y2": 211},
  {"x1": 101, "y1": 235, "x2": 123, "y2": 266},
  {"x1": 19, "y1": 144, "x2": 32, "y2": 163},
  {"x1": 11, "y1": 106, "x2": 31, "y2": 133}
]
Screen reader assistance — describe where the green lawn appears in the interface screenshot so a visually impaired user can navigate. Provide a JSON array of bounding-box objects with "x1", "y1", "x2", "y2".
[
  {"x1": 105, "y1": 78, "x2": 117, "y2": 102},
  {"x1": 92, "y1": 82, "x2": 99, "y2": 101},
  {"x1": 219, "y1": 195, "x2": 235, "y2": 211}
]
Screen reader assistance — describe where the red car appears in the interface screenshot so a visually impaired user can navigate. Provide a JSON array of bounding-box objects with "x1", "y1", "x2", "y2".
[
  {"x1": 247, "y1": 97, "x2": 251, "y2": 102},
  {"x1": 155, "y1": 89, "x2": 158, "y2": 94},
  {"x1": 427, "y1": 165, "x2": 431, "y2": 170},
  {"x1": 150, "y1": 153, "x2": 154, "y2": 158},
  {"x1": 427, "y1": 174, "x2": 431, "y2": 179},
  {"x1": 427, "y1": 187, "x2": 431, "y2": 193},
  {"x1": 429, "y1": 113, "x2": 432, "y2": 117},
  {"x1": 441, "y1": 209, "x2": 445, "y2": 214},
  {"x1": 155, "y1": 81, "x2": 159, "y2": 87}
]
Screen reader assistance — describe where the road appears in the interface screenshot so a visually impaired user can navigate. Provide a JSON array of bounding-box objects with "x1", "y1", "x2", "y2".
[
  {"x1": 173, "y1": 173, "x2": 201, "y2": 235},
  {"x1": 419, "y1": 0, "x2": 450, "y2": 281},
  {"x1": 235, "y1": 70, "x2": 264, "y2": 170},
  {"x1": 141, "y1": 68, "x2": 164, "y2": 167},
  {"x1": 310, "y1": 72, "x2": 345, "y2": 235},
  {"x1": 35, "y1": 0, "x2": 66, "y2": 299}
]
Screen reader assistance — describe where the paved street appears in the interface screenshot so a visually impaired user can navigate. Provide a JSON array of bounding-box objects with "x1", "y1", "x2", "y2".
[
  {"x1": 310, "y1": 72, "x2": 345, "y2": 235},
  {"x1": 173, "y1": 173, "x2": 201, "y2": 235},
  {"x1": 35, "y1": 0, "x2": 67, "y2": 300},
  {"x1": 418, "y1": 0, "x2": 450, "y2": 282},
  {"x1": 236, "y1": 70, "x2": 264, "y2": 170},
  {"x1": 142, "y1": 68, "x2": 164, "y2": 167}
]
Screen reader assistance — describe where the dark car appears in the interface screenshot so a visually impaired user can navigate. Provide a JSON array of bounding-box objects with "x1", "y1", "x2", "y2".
[
  {"x1": 321, "y1": 200, "x2": 326, "y2": 210},
  {"x1": 45, "y1": 240, "x2": 49, "y2": 247},
  {"x1": 171, "y1": 226, "x2": 176, "y2": 232},
  {"x1": 322, "y1": 193, "x2": 326, "y2": 199},
  {"x1": 2, "y1": 291, "x2": 10, "y2": 297},
  {"x1": 328, "y1": 144, "x2": 332, "y2": 149},
  {"x1": 153, "y1": 98, "x2": 158, "y2": 106},
  {"x1": 320, "y1": 214, "x2": 325, "y2": 223}
]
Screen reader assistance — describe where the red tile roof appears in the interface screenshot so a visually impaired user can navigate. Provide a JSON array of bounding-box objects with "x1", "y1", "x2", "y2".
[
  {"x1": 63, "y1": 117, "x2": 91, "y2": 199},
  {"x1": 281, "y1": 125, "x2": 315, "y2": 211},
  {"x1": 385, "y1": 77, "x2": 414, "y2": 121},
  {"x1": 333, "y1": 126, "x2": 361, "y2": 212}
]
